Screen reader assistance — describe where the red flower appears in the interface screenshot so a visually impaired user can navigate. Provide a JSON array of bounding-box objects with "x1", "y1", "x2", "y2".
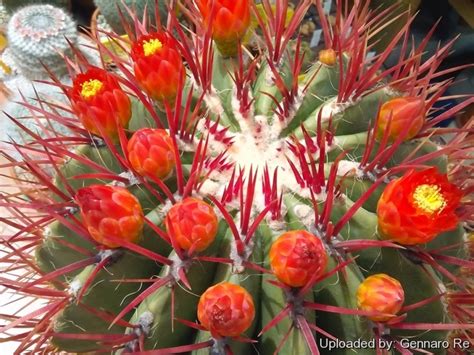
[
  {"x1": 131, "y1": 32, "x2": 185, "y2": 103},
  {"x1": 69, "y1": 68, "x2": 131, "y2": 140},
  {"x1": 377, "y1": 168, "x2": 462, "y2": 245},
  {"x1": 165, "y1": 198, "x2": 218, "y2": 252},
  {"x1": 75, "y1": 185, "x2": 144, "y2": 248},
  {"x1": 357, "y1": 274, "x2": 405, "y2": 322},
  {"x1": 198, "y1": 282, "x2": 255, "y2": 338},
  {"x1": 127, "y1": 128, "x2": 176, "y2": 180},
  {"x1": 198, "y1": 0, "x2": 251, "y2": 56},
  {"x1": 376, "y1": 97, "x2": 425, "y2": 142},
  {"x1": 269, "y1": 230, "x2": 327, "y2": 287}
]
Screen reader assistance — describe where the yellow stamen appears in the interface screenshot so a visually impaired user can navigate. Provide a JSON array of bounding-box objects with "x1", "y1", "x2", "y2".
[
  {"x1": 80, "y1": 79, "x2": 104, "y2": 99},
  {"x1": 413, "y1": 184, "x2": 446, "y2": 214},
  {"x1": 142, "y1": 38, "x2": 163, "y2": 56}
]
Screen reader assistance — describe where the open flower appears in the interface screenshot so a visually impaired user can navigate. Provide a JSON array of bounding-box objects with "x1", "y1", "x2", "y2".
[
  {"x1": 165, "y1": 198, "x2": 218, "y2": 252},
  {"x1": 198, "y1": 282, "x2": 255, "y2": 338},
  {"x1": 376, "y1": 97, "x2": 425, "y2": 142},
  {"x1": 75, "y1": 185, "x2": 144, "y2": 248},
  {"x1": 127, "y1": 128, "x2": 176, "y2": 180},
  {"x1": 357, "y1": 274, "x2": 404, "y2": 322},
  {"x1": 197, "y1": 0, "x2": 251, "y2": 57},
  {"x1": 69, "y1": 67, "x2": 131, "y2": 140},
  {"x1": 131, "y1": 32, "x2": 185, "y2": 103},
  {"x1": 270, "y1": 230, "x2": 327, "y2": 287},
  {"x1": 377, "y1": 168, "x2": 462, "y2": 245}
]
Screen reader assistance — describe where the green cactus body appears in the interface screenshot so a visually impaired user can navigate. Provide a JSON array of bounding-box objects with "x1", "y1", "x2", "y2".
[{"x1": 1, "y1": 1, "x2": 472, "y2": 355}]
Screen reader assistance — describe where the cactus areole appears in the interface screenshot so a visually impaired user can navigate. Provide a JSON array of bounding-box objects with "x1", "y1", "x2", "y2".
[{"x1": 1, "y1": 1, "x2": 473, "y2": 354}]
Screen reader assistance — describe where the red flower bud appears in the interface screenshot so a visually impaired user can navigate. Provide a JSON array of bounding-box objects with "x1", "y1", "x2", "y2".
[
  {"x1": 131, "y1": 32, "x2": 185, "y2": 103},
  {"x1": 198, "y1": 282, "x2": 255, "y2": 338},
  {"x1": 69, "y1": 68, "x2": 131, "y2": 140},
  {"x1": 75, "y1": 185, "x2": 144, "y2": 248},
  {"x1": 377, "y1": 168, "x2": 462, "y2": 245},
  {"x1": 357, "y1": 274, "x2": 405, "y2": 322},
  {"x1": 198, "y1": 0, "x2": 251, "y2": 57},
  {"x1": 376, "y1": 97, "x2": 425, "y2": 142},
  {"x1": 269, "y1": 230, "x2": 327, "y2": 287},
  {"x1": 165, "y1": 198, "x2": 218, "y2": 252},
  {"x1": 127, "y1": 128, "x2": 176, "y2": 180}
]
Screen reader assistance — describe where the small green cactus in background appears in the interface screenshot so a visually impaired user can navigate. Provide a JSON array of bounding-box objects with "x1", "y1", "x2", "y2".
[
  {"x1": 6, "y1": 4, "x2": 77, "y2": 80},
  {"x1": 0, "y1": 1, "x2": 473, "y2": 354},
  {"x1": 2, "y1": 0, "x2": 70, "y2": 14},
  {"x1": 94, "y1": 0, "x2": 168, "y2": 34}
]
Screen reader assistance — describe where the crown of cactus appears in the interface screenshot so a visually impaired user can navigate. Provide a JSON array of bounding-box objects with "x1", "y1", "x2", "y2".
[
  {"x1": 1, "y1": 1, "x2": 473, "y2": 354},
  {"x1": 6, "y1": 4, "x2": 77, "y2": 80}
]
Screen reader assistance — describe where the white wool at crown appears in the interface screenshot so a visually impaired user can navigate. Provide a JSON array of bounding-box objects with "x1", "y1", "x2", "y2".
[{"x1": 196, "y1": 91, "x2": 333, "y2": 214}]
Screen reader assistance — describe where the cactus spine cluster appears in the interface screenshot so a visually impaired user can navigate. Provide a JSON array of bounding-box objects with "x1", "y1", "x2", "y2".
[{"x1": 0, "y1": 1, "x2": 473, "y2": 354}]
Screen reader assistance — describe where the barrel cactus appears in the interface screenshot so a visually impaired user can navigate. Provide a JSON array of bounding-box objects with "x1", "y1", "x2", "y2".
[{"x1": 1, "y1": 1, "x2": 473, "y2": 354}]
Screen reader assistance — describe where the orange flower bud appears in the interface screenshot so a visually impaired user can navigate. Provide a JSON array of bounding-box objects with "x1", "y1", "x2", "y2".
[
  {"x1": 75, "y1": 185, "x2": 144, "y2": 248},
  {"x1": 198, "y1": 0, "x2": 251, "y2": 57},
  {"x1": 131, "y1": 32, "x2": 185, "y2": 103},
  {"x1": 69, "y1": 68, "x2": 131, "y2": 140},
  {"x1": 198, "y1": 282, "x2": 255, "y2": 338},
  {"x1": 269, "y1": 230, "x2": 327, "y2": 287},
  {"x1": 377, "y1": 168, "x2": 462, "y2": 245},
  {"x1": 165, "y1": 198, "x2": 218, "y2": 252},
  {"x1": 319, "y1": 48, "x2": 337, "y2": 66},
  {"x1": 127, "y1": 128, "x2": 176, "y2": 180},
  {"x1": 376, "y1": 97, "x2": 425, "y2": 142},
  {"x1": 356, "y1": 274, "x2": 404, "y2": 322}
]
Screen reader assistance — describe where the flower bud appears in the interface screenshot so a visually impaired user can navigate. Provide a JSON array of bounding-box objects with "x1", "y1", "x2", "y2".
[
  {"x1": 270, "y1": 230, "x2": 327, "y2": 287},
  {"x1": 75, "y1": 185, "x2": 144, "y2": 248},
  {"x1": 165, "y1": 198, "x2": 218, "y2": 252},
  {"x1": 357, "y1": 274, "x2": 404, "y2": 322},
  {"x1": 198, "y1": 282, "x2": 255, "y2": 338}
]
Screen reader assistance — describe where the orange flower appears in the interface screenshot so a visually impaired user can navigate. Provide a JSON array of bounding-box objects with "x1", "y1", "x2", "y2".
[
  {"x1": 357, "y1": 274, "x2": 404, "y2": 322},
  {"x1": 269, "y1": 230, "x2": 327, "y2": 287},
  {"x1": 198, "y1": 282, "x2": 255, "y2": 338},
  {"x1": 69, "y1": 68, "x2": 131, "y2": 140},
  {"x1": 377, "y1": 168, "x2": 462, "y2": 245},
  {"x1": 165, "y1": 198, "x2": 218, "y2": 252},
  {"x1": 319, "y1": 48, "x2": 337, "y2": 66},
  {"x1": 131, "y1": 32, "x2": 185, "y2": 103},
  {"x1": 75, "y1": 185, "x2": 144, "y2": 248},
  {"x1": 198, "y1": 0, "x2": 251, "y2": 56},
  {"x1": 376, "y1": 97, "x2": 425, "y2": 142},
  {"x1": 127, "y1": 128, "x2": 176, "y2": 180}
]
